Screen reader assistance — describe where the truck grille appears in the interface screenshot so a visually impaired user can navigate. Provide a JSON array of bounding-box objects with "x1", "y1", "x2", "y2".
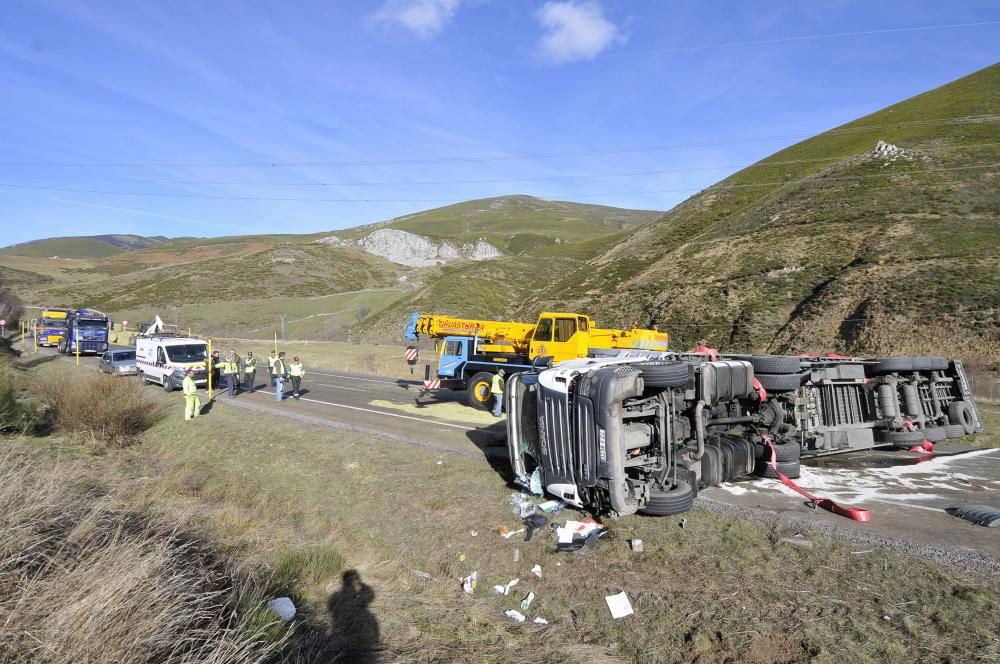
[
  {"x1": 539, "y1": 386, "x2": 574, "y2": 486},
  {"x1": 817, "y1": 384, "x2": 872, "y2": 427}
]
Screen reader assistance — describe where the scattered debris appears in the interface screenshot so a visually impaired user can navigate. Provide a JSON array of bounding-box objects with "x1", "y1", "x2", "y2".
[
  {"x1": 945, "y1": 505, "x2": 1000, "y2": 527},
  {"x1": 470, "y1": 530, "x2": 478, "y2": 537},
  {"x1": 267, "y1": 597, "x2": 297, "y2": 621},
  {"x1": 461, "y1": 571, "x2": 478, "y2": 594},
  {"x1": 630, "y1": 539, "x2": 644, "y2": 553},
  {"x1": 882, "y1": 614, "x2": 891, "y2": 621},
  {"x1": 497, "y1": 526, "x2": 509, "y2": 537},
  {"x1": 494, "y1": 578, "x2": 520, "y2": 596},
  {"x1": 531, "y1": 564, "x2": 543, "y2": 578},
  {"x1": 780, "y1": 536, "x2": 814, "y2": 549},
  {"x1": 680, "y1": 518, "x2": 688, "y2": 529},
  {"x1": 510, "y1": 492, "x2": 536, "y2": 518},
  {"x1": 523, "y1": 513, "x2": 549, "y2": 541},
  {"x1": 605, "y1": 592, "x2": 634, "y2": 619},
  {"x1": 505, "y1": 609, "x2": 526, "y2": 623},
  {"x1": 520, "y1": 592, "x2": 535, "y2": 612},
  {"x1": 513, "y1": 548, "x2": 520, "y2": 562},
  {"x1": 459, "y1": 553, "x2": 466, "y2": 562},
  {"x1": 413, "y1": 570, "x2": 434, "y2": 581},
  {"x1": 503, "y1": 528, "x2": 526, "y2": 540},
  {"x1": 533, "y1": 616, "x2": 549, "y2": 625},
  {"x1": 436, "y1": 460, "x2": 443, "y2": 465},
  {"x1": 538, "y1": 500, "x2": 565, "y2": 514},
  {"x1": 555, "y1": 518, "x2": 607, "y2": 552}
]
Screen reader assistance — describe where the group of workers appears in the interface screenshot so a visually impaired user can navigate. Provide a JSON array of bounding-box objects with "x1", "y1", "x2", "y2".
[{"x1": 182, "y1": 349, "x2": 306, "y2": 421}]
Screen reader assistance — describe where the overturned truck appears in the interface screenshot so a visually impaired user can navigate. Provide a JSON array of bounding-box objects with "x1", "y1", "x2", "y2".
[{"x1": 505, "y1": 353, "x2": 983, "y2": 516}]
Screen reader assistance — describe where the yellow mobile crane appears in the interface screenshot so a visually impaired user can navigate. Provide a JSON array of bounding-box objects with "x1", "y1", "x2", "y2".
[{"x1": 404, "y1": 311, "x2": 668, "y2": 409}]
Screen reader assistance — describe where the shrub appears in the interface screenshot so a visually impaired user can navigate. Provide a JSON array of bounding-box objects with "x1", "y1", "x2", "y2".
[
  {"x1": 0, "y1": 452, "x2": 286, "y2": 663},
  {"x1": 37, "y1": 372, "x2": 164, "y2": 448}
]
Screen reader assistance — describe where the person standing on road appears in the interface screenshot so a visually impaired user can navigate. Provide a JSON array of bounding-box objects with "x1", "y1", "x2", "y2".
[
  {"x1": 273, "y1": 351, "x2": 288, "y2": 401},
  {"x1": 491, "y1": 369, "x2": 506, "y2": 417},
  {"x1": 210, "y1": 350, "x2": 221, "y2": 393},
  {"x1": 289, "y1": 356, "x2": 305, "y2": 399},
  {"x1": 268, "y1": 350, "x2": 278, "y2": 386},
  {"x1": 183, "y1": 368, "x2": 200, "y2": 421},
  {"x1": 243, "y1": 351, "x2": 257, "y2": 393},
  {"x1": 224, "y1": 350, "x2": 239, "y2": 398}
]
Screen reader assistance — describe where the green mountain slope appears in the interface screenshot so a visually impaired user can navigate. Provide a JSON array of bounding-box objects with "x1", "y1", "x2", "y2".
[
  {"x1": 0, "y1": 234, "x2": 172, "y2": 258},
  {"x1": 336, "y1": 195, "x2": 659, "y2": 255},
  {"x1": 529, "y1": 63, "x2": 1000, "y2": 358}
]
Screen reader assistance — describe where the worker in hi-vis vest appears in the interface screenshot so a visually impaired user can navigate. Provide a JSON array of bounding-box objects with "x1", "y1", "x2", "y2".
[
  {"x1": 491, "y1": 368, "x2": 506, "y2": 417},
  {"x1": 273, "y1": 352, "x2": 288, "y2": 402},
  {"x1": 289, "y1": 357, "x2": 305, "y2": 399},
  {"x1": 183, "y1": 368, "x2": 200, "y2": 420},
  {"x1": 243, "y1": 351, "x2": 257, "y2": 393},
  {"x1": 268, "y1": 350, "x2": 278, "y2": 386},
  {"x1": 224, "y1": 351, "x2": 239, "y2": 398}
]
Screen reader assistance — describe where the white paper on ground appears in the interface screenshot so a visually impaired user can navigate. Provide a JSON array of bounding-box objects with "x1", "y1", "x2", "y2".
[
  {"x1": 533, "y1": 616, "x2": 549, "y2": 625},
  {"x1": 505, "y1": 609, "x2": 526, "y2": 622},
  {"x1": 531, "y1": 564, "x2": 542, "y2": 578},
  {"x1": 494, "y1": 578, "x2": 519, "y2": 595},
  {"x1": 605, "y1": 592, "x2": 634, "y2": 619}
]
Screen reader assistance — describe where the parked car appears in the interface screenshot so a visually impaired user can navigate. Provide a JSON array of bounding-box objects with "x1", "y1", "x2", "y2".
[{"x1": 98, "y1": 350, "x2": 138, "y2": 376}]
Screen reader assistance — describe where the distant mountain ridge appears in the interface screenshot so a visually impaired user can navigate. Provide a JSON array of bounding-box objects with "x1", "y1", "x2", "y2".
[{"x1": 0, "y1": 234, "x2": 178, "y2": 258}]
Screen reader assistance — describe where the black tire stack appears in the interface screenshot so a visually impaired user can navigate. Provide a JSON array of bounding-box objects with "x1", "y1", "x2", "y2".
[
  {"x1": 747, "y1": 355, "x2": 807, "y2": 393},
  {"x1": 752, "y1": 439, "x2": 801, "y2": 479}
]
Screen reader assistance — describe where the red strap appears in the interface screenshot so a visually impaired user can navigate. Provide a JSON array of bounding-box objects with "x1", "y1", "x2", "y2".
[
  {"x1": 752, "y1": 376, "x2": 768, "y2": 402},
  {"x1": 762, "y1": 434, "x2": 871, "y2": 522}
]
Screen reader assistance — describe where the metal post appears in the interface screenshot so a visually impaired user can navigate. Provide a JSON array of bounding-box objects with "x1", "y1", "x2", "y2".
[
  {"x1": 208, "y1": 338, "x2": 213, "y2": 400},
  {"x1": 279, "y1": 314, "x2": 287, "y2": 342},
  {"x1": 75, "y1": 328, "x2": 80, "y2": 367}
]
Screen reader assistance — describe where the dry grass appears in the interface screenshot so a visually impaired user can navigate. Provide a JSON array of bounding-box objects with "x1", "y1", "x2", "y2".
[
  {"x1": 0, "y1": 451, "x2": 286, "y2": 664},
  {"x1": 35, "y1": 372, "x2": 164, "y2": 448}
]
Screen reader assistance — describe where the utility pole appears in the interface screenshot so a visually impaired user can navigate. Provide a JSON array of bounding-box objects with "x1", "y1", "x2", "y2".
[
  {"x1": 279, "y1": 314, "x2": 288, "y2": 341},
  {"x1": 173, "y1": 306, "x2": 180, "y2": 328}
]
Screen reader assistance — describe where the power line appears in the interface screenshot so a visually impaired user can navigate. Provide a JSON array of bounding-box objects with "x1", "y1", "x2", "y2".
[
  {"x1": 1, "y1": 114, "x2": 995, "y2": 169},
  {"x1": 0, "y1": 162, "x2": 994, "y2": 203},
  {"x1": 1, "y1": 142, "x2": 997, "y2": 188},
  {"x1": 601, "y1": 20, "x2": 1000, "y2": 58}
]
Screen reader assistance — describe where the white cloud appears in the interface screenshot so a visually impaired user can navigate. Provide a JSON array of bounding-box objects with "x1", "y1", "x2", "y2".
[
  {"x1": 373, "y1": 0, "x2": 462, "y2": 38},
  {"x1": 536, "y1": 1, "x2": 625, "y2": 63}
]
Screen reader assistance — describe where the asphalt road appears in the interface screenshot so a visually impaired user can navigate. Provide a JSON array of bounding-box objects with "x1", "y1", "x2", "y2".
[{"x1": 19, "y1": 340, "x2": 999, "y2": 570}]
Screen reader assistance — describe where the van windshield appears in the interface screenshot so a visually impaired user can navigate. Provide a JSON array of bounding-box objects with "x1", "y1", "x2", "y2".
[{"x1": 166, "y1": 345, "x2": 208, "y2": 363}]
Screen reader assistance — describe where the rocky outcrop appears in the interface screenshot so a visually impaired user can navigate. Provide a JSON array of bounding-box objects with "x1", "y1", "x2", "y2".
[
  {"x1": 319, "y1": 229, "x2": 501, "y2": 267},
  {"x1": 869, "y1": 140, "x2": 929, "y2": 166}
]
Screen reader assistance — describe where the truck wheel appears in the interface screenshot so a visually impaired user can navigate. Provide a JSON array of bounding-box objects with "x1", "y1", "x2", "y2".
[
  {"x1": 755, "y1": 372, "x2": 808, "y2": 392},
  {"x1": 635, "y1": 360, "x2": 690, "y2": 388},
  {"x1": 922, "y1": 426, "x2": 946, "y2": 443},
  {"x1": 753, "y1": 459, "x2": 800, "y2": 479},
  {"x1": 640, "y1": 480, "x2": 694, "y2": 516},
  {"x1": 877, "y1": 430, "x2": 925, "y2": 448},
  {"x1": 163, "y1": 376, "x2": 175, "y2": 393},
  {"x1": 466, "y1": 372, "x2": 494, "y2": 410},
  {"x1": 876, "y1": 357, "x2": 916, "y2": 373},
  {"x1": 753, "y1": 440, "x2": 800, "y2": 463},
  {"x1": 748, "y1": 355, "x2": 800, "y2": 374},
  {"x1": 948, "y1": 400, "x2": 975, "y2": 434},
  {"x1": 944, "y1": 424, "x2": 967, "y2": 439}
]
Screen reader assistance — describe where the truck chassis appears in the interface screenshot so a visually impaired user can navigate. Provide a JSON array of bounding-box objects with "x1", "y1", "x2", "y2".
[{"x1": 505, "y1": 353, "x2": 984, "y2": 517}]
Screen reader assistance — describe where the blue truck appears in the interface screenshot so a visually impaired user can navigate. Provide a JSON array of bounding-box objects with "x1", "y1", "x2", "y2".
[{"x1": 58, "y1": 309, "x2": 110, "y2": 355}]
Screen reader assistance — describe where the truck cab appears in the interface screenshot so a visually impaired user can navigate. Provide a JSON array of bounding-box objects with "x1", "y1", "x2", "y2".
[
  {"x1": 59, "y1": 310, "x2": 109, "y2": 355},
  {"x1": 36, "y1": 309, "x2": 71, "y2": 347}
]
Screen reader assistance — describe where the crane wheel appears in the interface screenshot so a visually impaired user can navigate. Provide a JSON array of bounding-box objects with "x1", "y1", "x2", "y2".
[{"x1": 466, "y1": 372, "x2": 494, "y2": 411}]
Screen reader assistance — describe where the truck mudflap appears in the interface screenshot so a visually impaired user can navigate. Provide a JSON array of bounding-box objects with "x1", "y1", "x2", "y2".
[{"x1": 952, "y1": 360, "x2": 985, "y2": 432}]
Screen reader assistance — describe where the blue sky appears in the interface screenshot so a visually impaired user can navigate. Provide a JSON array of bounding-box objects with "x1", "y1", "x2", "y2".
[{"x1": 1, "y1": 0, "x2": 997, "y2": 245}]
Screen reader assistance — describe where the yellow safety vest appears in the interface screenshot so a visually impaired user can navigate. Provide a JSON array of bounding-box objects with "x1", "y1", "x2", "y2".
[
  {"x1": 245, "y1": 357, "x2": 257, "y2": 372},
  {"x1": 182, "y1": 376, "x2": 197, "y2": 395},
  {"x1": 491, "y1": 373, "x2": 504, "y2": 396},
  {"x1": 273, "y1": 359, "x2": 286, "y2": 376},
  {"x1": 289, "y1": 362, "x2": 304, "y2": 377},
  {"x1": 268, "y1": 356, "x2": 277, "y2": 370}
]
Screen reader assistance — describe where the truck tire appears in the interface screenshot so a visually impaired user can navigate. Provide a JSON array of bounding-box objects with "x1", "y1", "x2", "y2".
[
  {"x1": 753, "y1": 440, "x2": 801, "y2": 463},
  {"x1": 162, "y1": 375, "x2": 175, "y2": 393},
  {"x1": 944, "y1": 424, "x2": 967, "y2": 440},
  {"x1": 948, "y1": 400, "x2": 975, "y2": 434},
  {"x1": 877, "y1": 429, "x2": 925, "y2": 448},
  {"x1": 640, "y1": 480, "x2": 694, "y2": 516},
  {"x1": 876, "y1": 357, "x2": 916, "y2": 373},
  {"x1": 753, "y1": 459, "x2": 801, "y2": 479},
  {"x1": 466, "y1": 372, "x2": 494, "y2": 411},
  {"x1": 755, "y1": 372, "x2": 808, "y2": 392},
  {"x1": 635, "y1": 360, "x2": 690, "y2": 388},
  {"x1": 748, "y1": 355, "x2": 800, "y2": 374},
  {"x1": 922, "y1": 426, "x2": 946, "y2": 443}
]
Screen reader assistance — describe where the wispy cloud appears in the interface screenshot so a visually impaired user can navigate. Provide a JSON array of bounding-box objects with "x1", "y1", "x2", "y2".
[
  {"x1": 536, "y1": 1, "x2": 625, "y2": 63},
  {"x1": 372, "y1": 0, "x2": 462, "y2": 38}
]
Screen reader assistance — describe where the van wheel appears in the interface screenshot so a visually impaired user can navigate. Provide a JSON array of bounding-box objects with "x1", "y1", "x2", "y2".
[
  {"x1": 466, "y1": 372, "x2": 494, "y2": 410},
  {"x1": 163, "y1": 376, "x2": 175, "y2": 392},
  {"x1": 138, "y1": 371, "x2": 148, "y2": 385}
]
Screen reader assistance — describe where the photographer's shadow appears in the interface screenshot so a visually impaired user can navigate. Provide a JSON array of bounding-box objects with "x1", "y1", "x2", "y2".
[{"x1": 326, "y1": 569, "x2": 381, "y2": 662}]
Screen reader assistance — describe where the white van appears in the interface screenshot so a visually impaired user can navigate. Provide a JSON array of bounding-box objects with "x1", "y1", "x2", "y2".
[{"x1": 135, "y1": 335, "x2": 209, "y2": 392}]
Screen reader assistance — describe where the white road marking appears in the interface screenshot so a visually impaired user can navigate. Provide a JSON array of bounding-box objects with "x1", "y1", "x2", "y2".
[
  {"x1": 258, "y1": 391, "x2": 476, "y2": 431},
  {"x1": 309, "y1": 371, "x2": 404, "y2": 385},
  {"x1": 316, "y1": 383, "x2": 367, "y2": 392}
]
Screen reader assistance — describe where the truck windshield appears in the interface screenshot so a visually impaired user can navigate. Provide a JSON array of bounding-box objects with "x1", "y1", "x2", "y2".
[
  {"x1": 512, "y1": 378, "x2": 540, "y2": 472},
  {"x1": 77, "y1": 319, "x2": 108, "y2": 329},
  {"x1": 166, "y1": 345, "x2": 208, "y2": 362},
  {"x1": 43, "y1": 319, "x2": 67, "y2": 328}
]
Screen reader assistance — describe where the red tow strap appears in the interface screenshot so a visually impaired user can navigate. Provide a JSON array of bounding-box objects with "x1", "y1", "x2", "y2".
[{"x1": 762, "y1": 434, "x2": 871, "y2": 523}]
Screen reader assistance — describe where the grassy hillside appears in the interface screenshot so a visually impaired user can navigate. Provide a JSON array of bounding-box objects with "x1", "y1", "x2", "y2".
[
  {"x1": 530, "y1": 63, "x2": 1000, "y2": 358},
  {"x1": 0, "y1": 234, "x2": 173, "y2": 259},
  {"x1": 335, "y1": 195, "x2": 659, "y2": 255}
]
